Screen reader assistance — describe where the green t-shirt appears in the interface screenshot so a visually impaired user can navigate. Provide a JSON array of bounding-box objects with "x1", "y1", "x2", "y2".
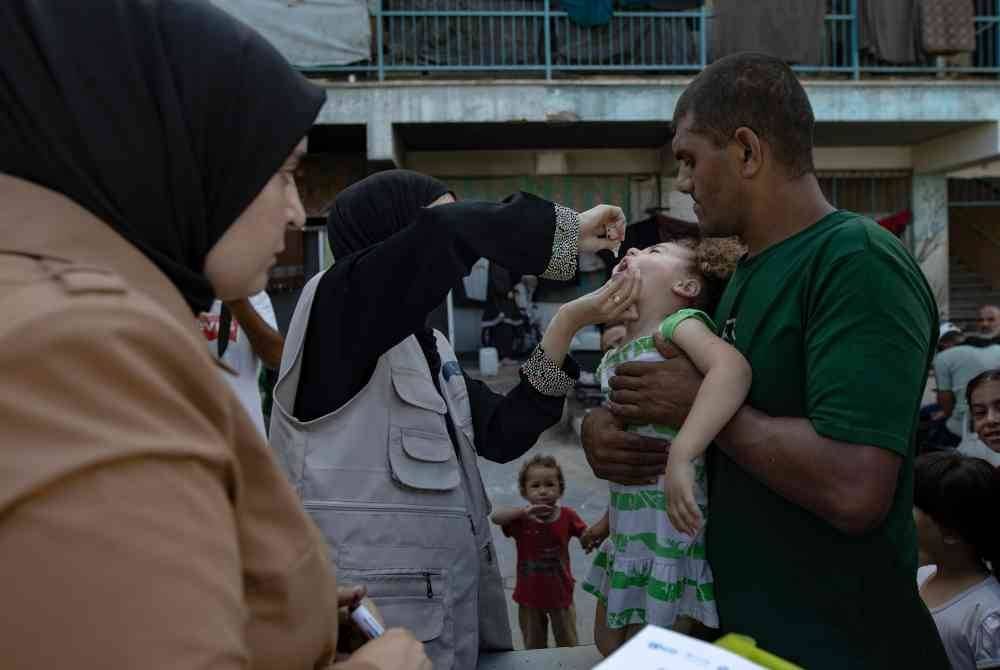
[{"x1": 708, "y1": 210, "x2": 948, "y2": 669}]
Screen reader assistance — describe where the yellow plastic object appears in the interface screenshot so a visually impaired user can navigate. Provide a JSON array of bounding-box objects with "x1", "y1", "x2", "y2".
[{"x1": 714, "y1": 634, "x2": 804, "y2": 670}]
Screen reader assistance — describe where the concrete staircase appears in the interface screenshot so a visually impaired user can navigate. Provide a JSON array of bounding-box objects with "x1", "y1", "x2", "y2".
[{"x1": 949, "y1": 256, "x2": 1000, "y2": 331}]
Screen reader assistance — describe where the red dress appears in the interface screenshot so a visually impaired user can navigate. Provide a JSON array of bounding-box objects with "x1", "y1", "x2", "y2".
[{"x1": 502, "y1": 507, "x2": 587, "y2": 609}]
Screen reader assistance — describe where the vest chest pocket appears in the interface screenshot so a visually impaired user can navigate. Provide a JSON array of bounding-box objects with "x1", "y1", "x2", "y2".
[
  {"x1": 391, "y1": 369, "x2": 448, "y2": 426},
  {"x1": 391, "y1": 368, "x2": 446, "y2": 408},
  {"x1": 389, "y1": 369, "x2": 460, "y2": 491}
]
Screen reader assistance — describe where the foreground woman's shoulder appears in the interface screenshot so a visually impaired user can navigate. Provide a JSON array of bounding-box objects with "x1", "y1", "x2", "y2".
[{"x1": 0, "y1": 253, "x2": 241, "y2": 512}]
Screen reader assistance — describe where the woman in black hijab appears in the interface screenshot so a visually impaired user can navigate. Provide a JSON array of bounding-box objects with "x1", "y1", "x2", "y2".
[
  {"x1": 271, "y1": 169, "x2": 629, "y2": 668},
  {"x1": 292, "y1": 170, "x2": 626, "y2": 458},
  {"x1": 0, "y1": 2, "x2": 425, "y2": 669}
]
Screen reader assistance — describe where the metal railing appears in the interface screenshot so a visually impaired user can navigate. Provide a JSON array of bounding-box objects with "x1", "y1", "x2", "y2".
[{"x1": 298, "y1": 0, "x2": 1000, "y2": 80}]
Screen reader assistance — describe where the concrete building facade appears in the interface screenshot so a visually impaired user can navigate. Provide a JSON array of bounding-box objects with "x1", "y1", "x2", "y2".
[{"x1": 229, "y1": 2, "x2": 1000, "y2": 349}]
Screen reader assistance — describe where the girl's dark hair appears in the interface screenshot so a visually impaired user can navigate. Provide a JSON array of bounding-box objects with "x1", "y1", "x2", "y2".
[
  {"x1": 914, "y1": 451, "x2": 1000, "y2": 578},
  {"x1": 966, "y1": 368, "x2": 1000, "y2": 416},
  {"x1": 518, "y1": 455, "x2": 565, "y2": 497}
]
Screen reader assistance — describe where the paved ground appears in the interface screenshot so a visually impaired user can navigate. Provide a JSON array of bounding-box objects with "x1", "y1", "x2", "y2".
[
  {"x1": 479, "y1": 645, "x2": 604, "y2": 669},
  {"x1": 469, "y1": 363, "x2": 608, "y2": 651}
]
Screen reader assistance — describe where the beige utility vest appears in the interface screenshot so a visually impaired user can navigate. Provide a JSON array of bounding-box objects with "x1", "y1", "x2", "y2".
[{"x1": 270, "y1": 271, "x2": 512, "y2": 670}]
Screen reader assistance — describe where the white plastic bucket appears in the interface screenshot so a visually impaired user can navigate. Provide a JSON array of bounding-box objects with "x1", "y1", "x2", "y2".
[{"x1": 478, "y1": 347, "x2": 499, "y2": 377}]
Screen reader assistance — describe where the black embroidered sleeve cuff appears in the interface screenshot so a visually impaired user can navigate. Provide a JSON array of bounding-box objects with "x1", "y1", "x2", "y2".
[
  {"x1": 540, "y1": 204, "x2": 579, "y2": 281},
  {"x1": 520, "y1": 345, "x2": 577, "y2": 397}
]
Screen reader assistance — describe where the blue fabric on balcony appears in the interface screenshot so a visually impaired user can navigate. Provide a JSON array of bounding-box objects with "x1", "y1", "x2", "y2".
[{"x1": 556, "y1": 0, "x2": 614, "y2": 27}]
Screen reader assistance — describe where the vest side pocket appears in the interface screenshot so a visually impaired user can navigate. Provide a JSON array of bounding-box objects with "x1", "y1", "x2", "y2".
[
  {"x1": 338, "y1": 567, "x2": 454, "y2": 670},
  {"x1": 388, "y1": 427, "x2": 460, "y2": 491}
]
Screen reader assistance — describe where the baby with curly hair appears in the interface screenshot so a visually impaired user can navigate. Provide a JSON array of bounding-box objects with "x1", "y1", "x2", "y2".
[{"x1": 581, "y1": 235, "x2": 749, "y2": 656}]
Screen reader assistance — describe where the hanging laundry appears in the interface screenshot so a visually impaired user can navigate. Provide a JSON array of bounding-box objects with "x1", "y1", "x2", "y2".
[
  {"x1": 384, "y1": 0, "x2": 544, "y2": 67},
  {"x1": 918, "y1": 0, "x2": 976, "y2": 55},
  {"x1": 858, "y1": 0, "x2": 919, "y2": 64},
  {"x1": 555, "y1": 0, "x2": 615, "y2": 27},
  {"x1": 210, "y1": 0, "x2": 371, "y2": 67},
  {"x1": 552, "y1": 10, "x2": 697, "y2": 66},
  {"x1": 710, "y1": 0, "x2": 826, "y2": 65}
]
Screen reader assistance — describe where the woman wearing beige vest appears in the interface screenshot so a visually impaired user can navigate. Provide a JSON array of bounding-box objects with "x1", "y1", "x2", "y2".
[
  {"x1": 270, "y1": 171, "x2": 627, "y2": 668},
  {"x1": 0, "y1": 2, "x2": 427, "y2": 668}
]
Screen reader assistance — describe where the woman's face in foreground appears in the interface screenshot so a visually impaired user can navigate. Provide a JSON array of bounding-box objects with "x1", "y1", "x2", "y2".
[{"x1": 204, "y1": 138, "x2": 308, "y2": 299}]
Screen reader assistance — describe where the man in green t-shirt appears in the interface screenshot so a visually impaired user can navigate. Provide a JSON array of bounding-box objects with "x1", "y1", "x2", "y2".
[{"x1": 581, "y1": 53, "x2": 949, "y2": 668}]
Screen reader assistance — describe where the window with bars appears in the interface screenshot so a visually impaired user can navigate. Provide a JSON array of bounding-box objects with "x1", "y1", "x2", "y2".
[
  {"x1": 949, "y1": 178, "x2": 1000, "y2": 205},
  {"x1": 817, "y1": 173, "x2": 912, "y2": 220}
]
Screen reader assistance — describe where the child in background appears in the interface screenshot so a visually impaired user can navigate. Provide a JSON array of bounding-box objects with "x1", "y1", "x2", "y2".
[
  {"x1": 489, "y1": 259, "x2": 643, "y2": 649},
  {"x1": 581, "y1": 236, "x2": 748, "y2": 656},
  {"x1": 914, "y1": 450, "x2": 1000, "y2": 670},
  {"x1": 963, "y1": 369, "x2": 1000, "y2": 466},
  {"x1": 491, "y1": 455, "x2": 597, "y2": 649}
]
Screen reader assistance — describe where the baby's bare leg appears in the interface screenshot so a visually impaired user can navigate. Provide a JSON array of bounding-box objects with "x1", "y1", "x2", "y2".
[
  {"x1": 672, "y1": 616, "x2": 719, "y2": 641},
  {"x1": 593, "y1": 601, "x2": 628, "y2": 657}
]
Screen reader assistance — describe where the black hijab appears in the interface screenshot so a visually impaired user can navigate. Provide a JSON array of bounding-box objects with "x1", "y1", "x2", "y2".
[
  {"x1": 296, "y1": 170, "x2": 451, "y2": 420},
  {"x1": 327, "y1": 170, "x2": 450, "y2": 259},
  {"x1": 0, "y1": 0, "x2": 325, "y2": 312}
]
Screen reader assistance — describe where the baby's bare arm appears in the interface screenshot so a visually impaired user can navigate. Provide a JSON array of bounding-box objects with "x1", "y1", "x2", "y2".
[{"x1": 665, "y1": 319, "x2": 751, "y2": 465}]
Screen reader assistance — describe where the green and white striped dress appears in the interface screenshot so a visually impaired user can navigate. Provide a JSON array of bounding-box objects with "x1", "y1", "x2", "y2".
[{"x1": 583, "y1": 308, "x2": 718, "y2": 629}]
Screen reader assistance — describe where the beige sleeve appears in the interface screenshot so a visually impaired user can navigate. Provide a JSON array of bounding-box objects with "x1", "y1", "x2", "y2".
[
  {"x1": 0, "y1": 294, "x2": 360, "y2": 670},
  {"x1": 0, "y1": 297, "x2": 248, "y2": 668},
  {"x1": 0, "y1": 457, "x2": 249, "y2": 669}
]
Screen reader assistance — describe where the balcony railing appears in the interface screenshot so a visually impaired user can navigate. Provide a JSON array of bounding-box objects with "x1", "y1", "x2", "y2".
[{"x1": 298, "y1": 0, "x2": 1000, "y2": 80}]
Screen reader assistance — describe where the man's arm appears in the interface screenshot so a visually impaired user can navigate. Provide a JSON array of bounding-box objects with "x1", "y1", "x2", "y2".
[
  {"x1": 225, "y1": 297, "x2": 283, "y2": 370},
  {"x1": 580, "y1": 407, "x2": 670, "y2": 485},
  {"x1": 605, "y1": 354, "x2": 900, "y2": 535},
  {"x1": 713, "y1": 407, "x2": 901, "y2": 535}
]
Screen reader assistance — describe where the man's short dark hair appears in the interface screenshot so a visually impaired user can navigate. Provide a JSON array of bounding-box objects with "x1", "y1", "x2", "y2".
[{"x1": 673, "y1": 52, "x2": 815, "y2": 177}]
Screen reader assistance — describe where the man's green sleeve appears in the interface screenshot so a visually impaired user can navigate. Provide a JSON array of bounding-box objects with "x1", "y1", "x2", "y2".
[{"x1": 805, "y1": 249, "x2": 935, "y2": 454}]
